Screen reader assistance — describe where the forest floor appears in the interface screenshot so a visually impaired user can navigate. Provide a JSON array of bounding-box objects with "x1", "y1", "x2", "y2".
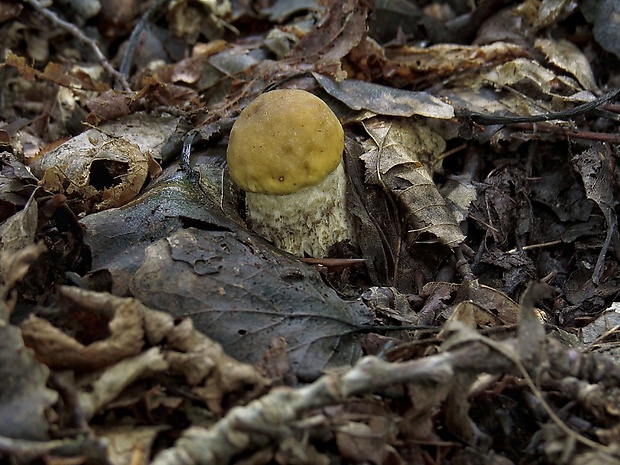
[{"x1": 2, "y1": 1, "x2": 620, "y2": 464}]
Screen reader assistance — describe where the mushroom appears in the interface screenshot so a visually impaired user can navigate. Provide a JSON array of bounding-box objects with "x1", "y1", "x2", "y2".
[{"x1": 226, "y1": 89, "x2": 355, "y2": 257}]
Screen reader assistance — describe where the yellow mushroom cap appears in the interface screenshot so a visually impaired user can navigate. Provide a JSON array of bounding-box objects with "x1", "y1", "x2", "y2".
[{"x1": 226, "y1": 89, "x2": 344, "y2": 195}]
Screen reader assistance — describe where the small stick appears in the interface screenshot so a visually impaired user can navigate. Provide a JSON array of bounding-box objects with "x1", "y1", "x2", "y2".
[
  {"x1": 21, "y1": 0, "x2": 130, "y2": 90},
  {"x1": 507, "y1": 123, "x2": 620, "y2": 143}
]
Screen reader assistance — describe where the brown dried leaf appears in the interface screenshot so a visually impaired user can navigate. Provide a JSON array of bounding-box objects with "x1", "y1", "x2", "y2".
[
  {"x1": 535, "y1": 38, "x2": 598, "y2": 91},
  {"x1": 286, "y1": 0, "x2": 370, "y2": 80},
  {"x1": 382, "y1": 41, "x2": 527, "y2": 86},
  {"x1": 77, "y1": 347, "x2": 168, "y2": 420},
  {"x1": 98, "y1": 425, "x2": 168, "y2": 465},
  {"x1": 335, "y1": 421, "x2": 404, "y2": 465},
  {"x1": 30, "y1": 131, "x2": 149, "y2": 213},
  {"x1": 20, "y1": 288, "x2": 144, "y2": 371},
  {"x1": 5, "y1": 51, "x2": 109, "y2": 91},
  {"x1": 361, "y1": 117, "x2": 464, "y2": 248},
  {"x1": 165, "y1": 317, "x2": 265, "y2": 414},
  {"x1": 52, "y1": 287, "x2": 263, "y2": 415},
  {"x1": 138, "y1": 75, "x2": 203, "y2": 110},
  {"x1": 85, "y1": 89, "x2": 136, "y2": 125}
]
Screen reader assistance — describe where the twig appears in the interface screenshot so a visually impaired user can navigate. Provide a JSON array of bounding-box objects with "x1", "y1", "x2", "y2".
[
  {"x1": 152, "y1": 352, "x2": 457, "y2": 465},
  {"x1": 20, "y1": 0, "x2": 130, "y2": 90},
  {"x1": 119, "y1": 0, "x2": 168, "y2": 79},
  {"x1": 461, "y1": 88, "x2": 620, "y2": 125},
  {"x1": 507, "y1": 122, "x2": 620, "y2": 143}
]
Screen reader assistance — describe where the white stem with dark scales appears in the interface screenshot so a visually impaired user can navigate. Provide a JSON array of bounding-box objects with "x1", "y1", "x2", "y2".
[{"x1": 246, "y1": 163, "x2": 355, "y2": 257}]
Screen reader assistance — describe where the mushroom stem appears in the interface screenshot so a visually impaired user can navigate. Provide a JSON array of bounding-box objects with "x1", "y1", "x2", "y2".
[{"x1": 246, "y1": 163, "x2": 355, "y2": 257}]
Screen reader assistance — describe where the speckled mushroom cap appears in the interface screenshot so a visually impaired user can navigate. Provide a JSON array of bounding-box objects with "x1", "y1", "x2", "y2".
[{"x1": 226, "y1": 89, "x2": 344, "y2": 195}]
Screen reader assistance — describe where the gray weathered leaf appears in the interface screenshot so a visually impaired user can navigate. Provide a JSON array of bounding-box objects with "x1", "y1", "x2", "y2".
[
  {"x1": 130, "y1": 227, "x2": 372, "y2": 380},
  {"x1": 83, "y1": 168, "x2": 372, "y2": 380},
  {"x1": 314, "y1": 72, "x2": 454, "y2": 119}
]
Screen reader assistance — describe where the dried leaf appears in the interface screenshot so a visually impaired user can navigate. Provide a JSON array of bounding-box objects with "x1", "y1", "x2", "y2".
[
  {"x1": 441, "y1": 167, "x2": 478, "y2": 225},
  {"x1": 336, "y1": 421, "x2": 404, "y2": 465},
  {"x1": 572, "y1": 145, "x2": 620, "y2": 284},
  {"x1": 20, "y1": 289, "x2": 145, "y2": 371},
  {"x1": 0, "y1": 188, "x2": 38, "y2": 253},
  {"x1": 52, "y1": 287, "x2": 264, "y2": 415},
  {"x1": 286, "y1": 0, "x2": 370, "y2": 80},
  {"x1": 130, "y1": 227, "x2": 373, "y2": 380},
  {"x1": 579, "y1": 302, "x2": 620, "y2": 345},
  {"x1": 5, "y1": 51, "x2": 109, "y2": 91},
  {"x1": 314, "y1": 72, "x2": 454, "y2": 119},
  {"x1": 0, "y1": 323, "x2": 57, "y2": 440},
  {"x1": 81, "y1": 168, "x2": 236, "y2": 296},
  {"x1": 515, "y1": 0, "x2": 576, "y2": 30},
  {"x1": 98, "y1": 425, "x2": 168, "y2": 465},
  {"x1": 85, "y1": 89, "x2": 136, "y2": 125},
  {"x1": 77, "y1": 347, "x2": 168, "y2": 420},
  {"x1": 535, "y1": 38, "x2": 598, "y2": 92},
  {"x1": 383, "y1": 41, "x2": 527, "y2": 86},
  {"x1": 165, "y1": 317, "x2": 265, "y2": 414},
  {"x1": 518, "y1": 282, "x2": 553, "y2": 367},
  {"x1": 361, "y1": 117, "x2": 464, "y2": 248},
  {"x1": 30, "y1": 130, "x2": 149, "y2": 213},
  {"x1": 482, "y1": 57, "x2": 582, "y2": 96}
]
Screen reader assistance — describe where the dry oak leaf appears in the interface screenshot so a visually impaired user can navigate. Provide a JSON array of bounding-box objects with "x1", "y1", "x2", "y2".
[
  {"x1": 361, "y1": 117, "x2": 464, "y2": 248},
  {"x1": 20, "y1": 291, "x2": 144, "y2": 371}
]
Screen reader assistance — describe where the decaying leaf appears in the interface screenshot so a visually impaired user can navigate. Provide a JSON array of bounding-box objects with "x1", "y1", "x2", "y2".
[
  {"x1": 520, "y1": 0, "x2": 577, "y2": 30},
  {"x1": 0, "y1": 187, "x2": 38, "y2": 253},
  {"x1": 130, "y1": 227, "x2": 373, "y2": 381},
  {"x1": 76, "y1": 347, "x2": 168, "y2": 420},
  {"x1": 98, "y1": 425, "x2": 169, "y2": 465},
  {"x1": 314, "y1": 72, "x2": 454, "y2": 119},
  {"x1": 535, "y1": 38, "x2": 599, "y2": 92},
  {"x1": 285, "y1": 0, "x2": 370, "y2": 80},
  {"x1": 30, "y1": 132, "x2": 148, "y2": 213},
  {"x1": 0, "y1": 246, "x2": 56, "y2": 440},
  {"x1": 572, "y1": 144, "x2": 620, "y2": 284},
  {"x1": 335, "y1": 420, "x2": 403, "y2": 465},
  {"x1": 20, "y1": 288, "x2": 145, "y2": 371},
  {"x1": 163, "y1": 316, "x2": 265, "y2": 414},
  {"x1": 361, "y1": 117, "x2": 464, "y2": 248},
  {"x1": 81, "y1": 166, "x2": 240, "y2": 297},
  {"x1": 0, "y1": 323, "x2": 57, "y2": 440},
  {"x1": 381, "y1": 41, "x2": 528, "y2": 86},
  {"x1": 418, "y1": 280, "x2": 522, "y2": 327},
  {"x1": 4, "y1": 51, "x2": 109, "y2": 91},
  {"x1": 19, "y1": 285, "x2": 264, "y2": 418}
]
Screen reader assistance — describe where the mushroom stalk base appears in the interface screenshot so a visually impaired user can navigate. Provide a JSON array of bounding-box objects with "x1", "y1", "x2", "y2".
[{"x1": 246, "y1": 163, "x2": 355, "y2": 257}]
